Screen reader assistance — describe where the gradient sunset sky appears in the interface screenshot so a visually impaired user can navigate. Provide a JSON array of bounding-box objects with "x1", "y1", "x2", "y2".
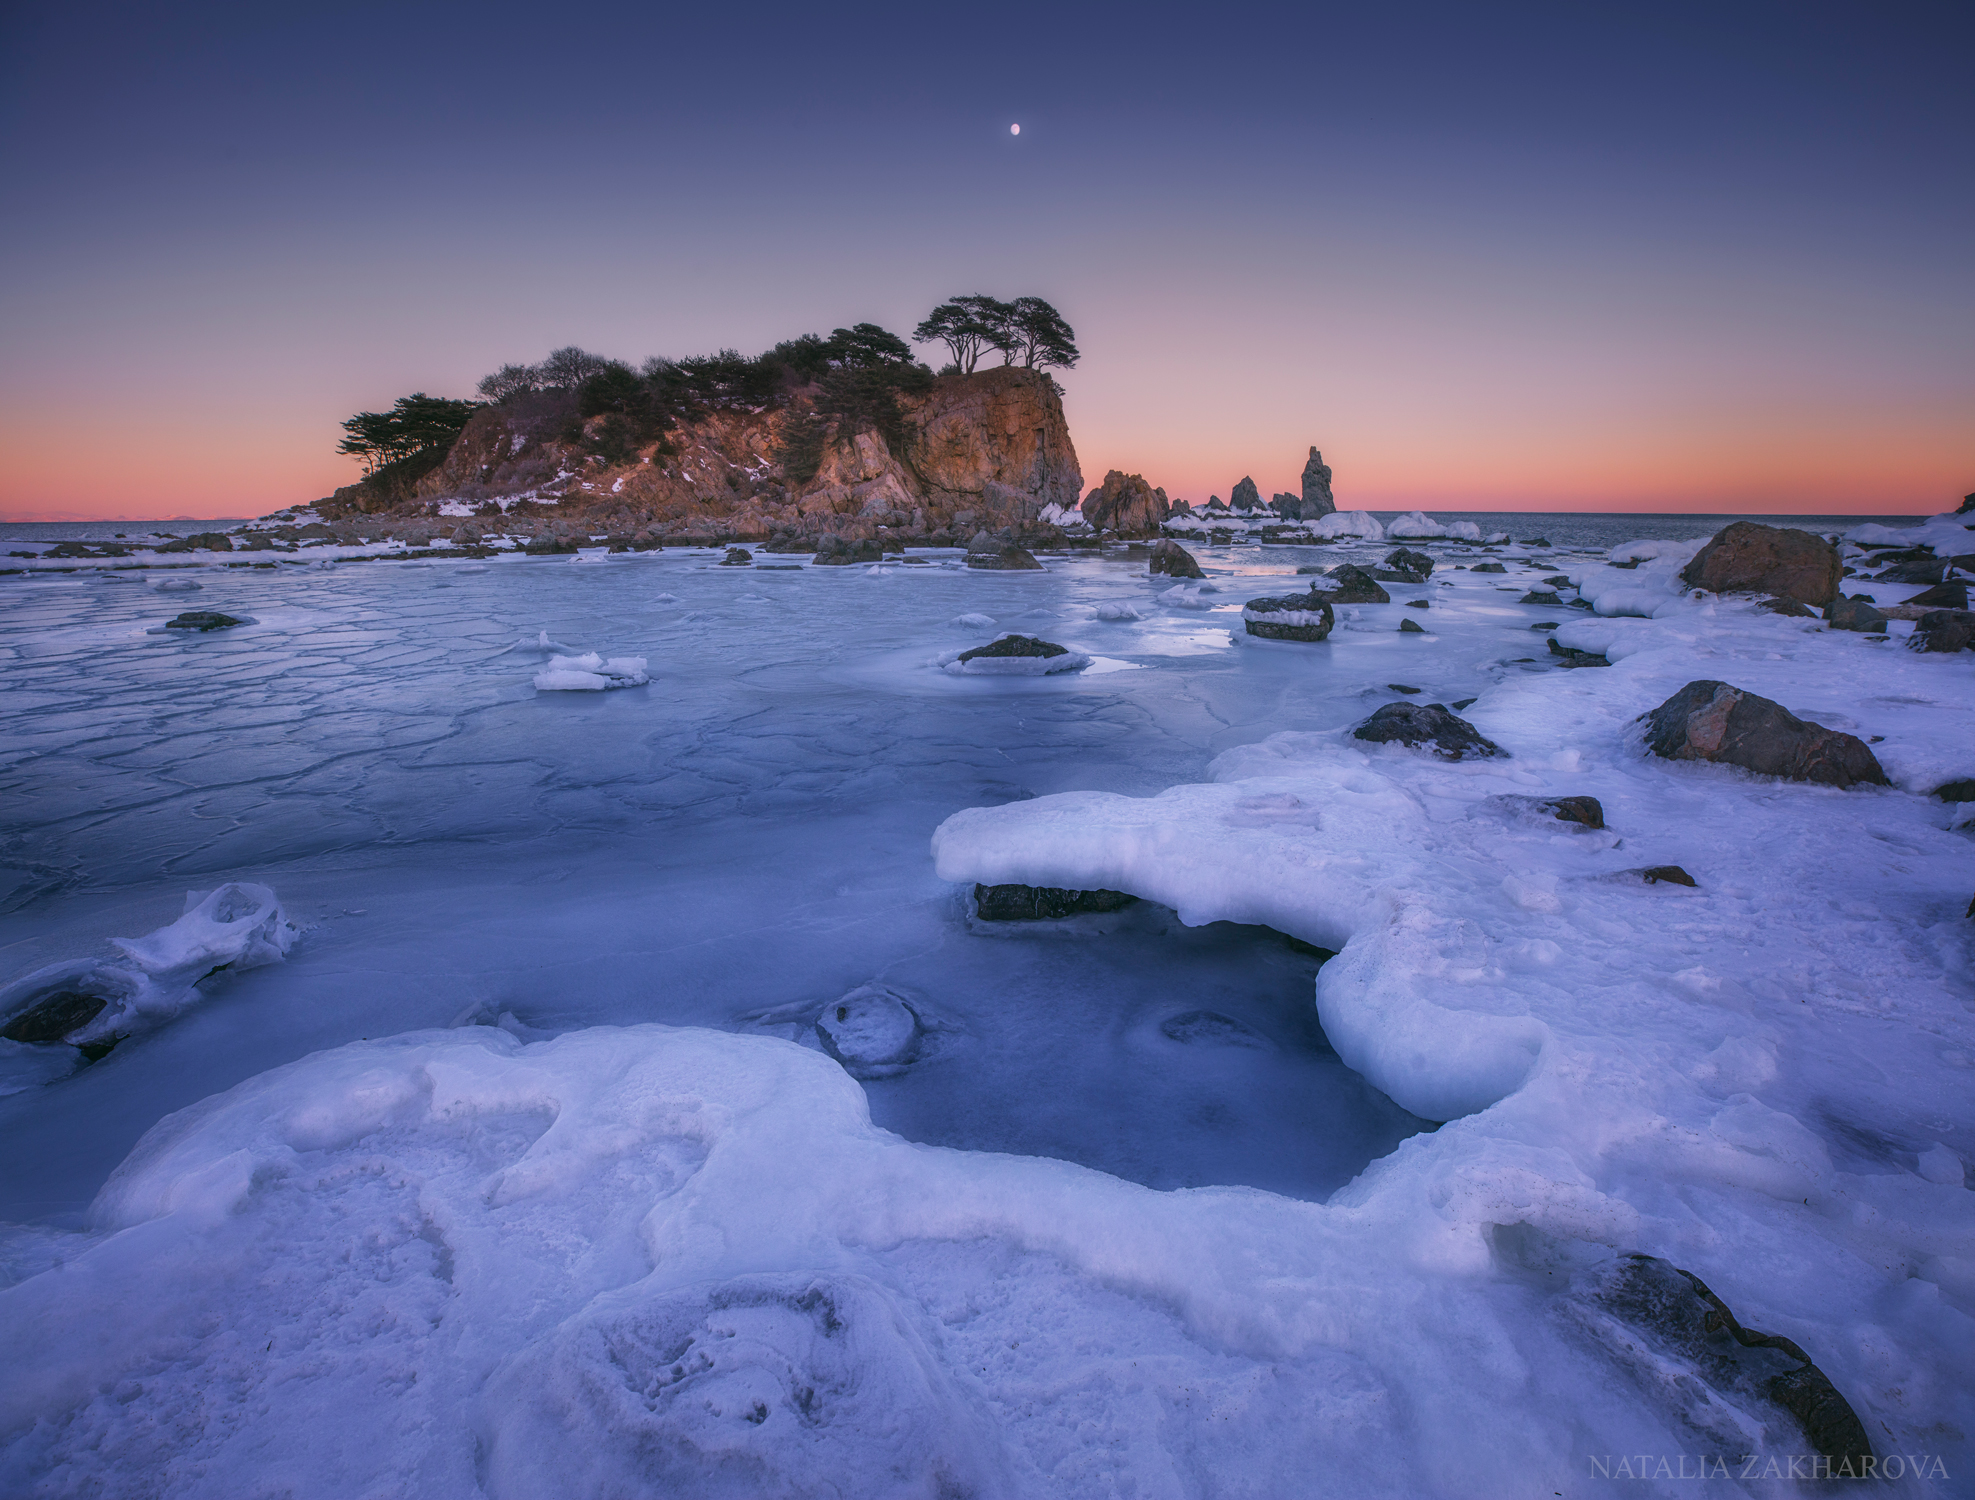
[{"x1": 2, "y1": 1, "x2": 1969, "y2": 520}]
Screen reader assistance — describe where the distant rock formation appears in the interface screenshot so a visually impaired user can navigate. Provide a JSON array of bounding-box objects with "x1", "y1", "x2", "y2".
[
  {"x1": 1299, "y1": 448, "x2": 1337, "y2": 519},
  {"x1": 325, "y1": 366, "x2": 1082, "y2": 550},
  {"x1": 1229, "y1": 477, "x2": 1260, "y2": 512},
  {"x1": 1080, "y1": 470, "x2": 1171, "y2": 537}
]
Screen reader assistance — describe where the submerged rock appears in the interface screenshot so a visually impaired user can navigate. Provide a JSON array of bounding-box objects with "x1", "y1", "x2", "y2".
[
  {"x1": 162, "y1": 612, "x2": 245, "y2": 632},
  {"x1": 1544, "y1": 796, "x2": 1605, "y2": 829},
  {"x1": 945, "y1": 634, "x2": 1089, "y2": 674},
  {"x1": 0, "y1": 988, "x2": 108, "y2": 1044},
  {"x1": 1908, "y1": 608, "x2": 1975, "y2": 653},
  {"x1": 1681, "y1": 521, "x2": 1841, "y2": 604},
  {"x1": 1352, "y1": 702, "x2": 1506, "y2": 761},
  {"x1": 972, "y1": 884, "x2": 1137, "y2": 920},
  {"x1": 1547, "y1": 638, "x2": 1609, "y2": 668},
  {"x1": 1241, "y1": 589, "x2": 1335, "y2": 642},
  {"x1": 1640, "y1": 680, "x2": 1889, "y2": 788},
  {"x1": 1147, "y1": 539, "x2": 1204, "y2": 579}
]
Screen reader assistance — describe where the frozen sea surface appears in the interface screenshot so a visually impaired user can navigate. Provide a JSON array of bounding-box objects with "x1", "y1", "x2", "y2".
[{"x1": 2, "y1": 522, "x2": 1972, "y2": 1497}]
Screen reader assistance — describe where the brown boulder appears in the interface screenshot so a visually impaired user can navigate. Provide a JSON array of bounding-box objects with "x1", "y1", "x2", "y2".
[
  {"x1": 1908, "y1": 609, "x2": 1975, "y2": 654},
  {"x1": 1148, "y1": 539, "x2": 1204, "y2": 579},
  {"x1": 1640, "y1": 680, "x2": 1888, "y2": 787},
  {"x1": 1080, "y1": 470, "x2": 1171, "y2": 537},
  {"x1": 1680, "y1": 522, "x2": 1841, "y2": 605}
]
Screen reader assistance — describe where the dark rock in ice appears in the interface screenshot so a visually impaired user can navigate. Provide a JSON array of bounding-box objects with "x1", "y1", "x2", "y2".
[
  {"x1": 1451, "y1": 697, "x2": 1478, "y2": 710},
  {"x1": 973, "y1": 884, "x2": 1138, "y2": 921},
  {"x1": 522, "y1": 536, "x2": 579, "y2": 555},
  {"x1": 719, "y1": 547, "x2": 753, "y2": 566},
  {"x1": 1381, "y1": 547, "x2": 1435, "y2": 582},
  {"x1": 1471, "y1": 561, "x2": 1507, "y2": 574},
  {"x1": 1147, "y1": 539, "x2": 1204, "y2": 579},
  {"x1": 1756, "y1": 595, "x2": 1816, "y2": 617},
  {"x1": 1519, "y1": 536, "x2": 1552, "y2": 547},
  {"x1": 1545, "y1": 796, "x2": 1605, "y2": 829},
  {"x1": 1566, "y1": 597, "x2": 1596, "y2": 609},
  {"x1": 956, "y1": 634, "x2": 1068, "y2": 662},
  {"x1": 1160, "y1": 1011, "x2": 1271, "y2": 1048},
  {"x1": 1640, "y1": 680, "x2": 1889, "y2": 788},
  {"x1": 163, "y1": 611, "x2": 246, "y2": 632},
  {"x1": 1869, "y1": 556, "x2": 1946, "y2": 585},
  {"x1": 813, "y1": 534, "x2": 883, "y2": 566},
  {"x1": 1543, "y1": 574, "x2": 1574, "y2": 588},
  {"x1": 1387, "y1": 683, "x2": 1422, "y2": 694},
  {"x1": 1641, "y1": 865, "x2": 1696, "y2": 885},
  {"x1": 1907, "y1": 579, "x2": 1969, "y2": 609},
  {"x1": 1530, "y1": 621, "x2": 1560, "y2": 630},
  {"x1": 0, "y1": 989, "x2": 108, "y2": 1044},
  {"x1": 1681, "y1": 521, "x2": 1841, "y2": 604},
  {"x1": 1547, "y1": 638, "x2": 1609, "y2": 668},
  {"x1": 1399, "y1": 617, "x2": 1426, "y2": 633},
  {"x1": 1908, "y1": 609, "x2": 1975, "y2": 654},
  {"x1": 1352, "y1": 702, "x2": 1506, "y2": 761},
  {"x1": 1823, "y1": 595, "x2": 1888, "y2": 632},
  {"x1": 1520, "y1": 589, "x2": 1562, "y2": 605},
  {"x1": 1933, "y1": 778, "x2": 1975, "y2": 802},
  {"x1": 1404, "y1": 597, "x2": 1430, "y2": 608},
  {"x1": 1608, "y1": 558, "x2": 1641, "y2": 570},
  {"x1": 1580, "y1": 1254, "x2": 1872, "y2": 1471},
  {"x1": 1315, "y1": 564, "x2": 1389, "y2": 604},
  {"x1": 1241, "y1": 589, "x2": 1335, "y2": 642},
  {"x1": 964, "y1": 539, "x2": 1044, "y2": 571}
]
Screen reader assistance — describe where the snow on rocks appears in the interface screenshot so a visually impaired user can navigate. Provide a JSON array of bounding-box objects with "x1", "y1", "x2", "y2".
[
  {"x1": 1353, "y1": 701, "x2": 1507, "y2": 761},
  {"x1": 1312, "y1": 510, "x2": 1386, "y2": 540},
  {"x1": 936, "y1": 634, "x2": 1090, "y2": 676},
  {"x1": 0, "y1": 884, "x2": 294, "y2": 1088},
  {"x1": 1241, "y1": 588, "x2": 1335, "y2": 642},
  {"x1": 533, "y1": 652, "x2": 650, "y2": 691}
]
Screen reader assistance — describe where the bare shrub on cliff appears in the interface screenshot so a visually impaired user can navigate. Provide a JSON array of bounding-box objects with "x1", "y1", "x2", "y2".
[{"x1": 476, "y1": 363, "x2": 541, "y2": 403}]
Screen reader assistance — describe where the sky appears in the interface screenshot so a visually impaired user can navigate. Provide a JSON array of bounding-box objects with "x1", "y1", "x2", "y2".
[{"x1": 1, "y1": 1, "x2": 1970, "y2": 520}]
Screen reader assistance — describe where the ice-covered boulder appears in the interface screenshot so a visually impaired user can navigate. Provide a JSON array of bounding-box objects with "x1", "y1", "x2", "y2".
[
  {"x1": 0, "y1": 883, "x2": 295, "y2": 1077},
  {"x1": 1352, "y1": 703, "x2": 1506, "y2": 761},
  {"x1": 1680, "y1": 522, "x2": 1841, "y2": 605},
  {"x1": 1381, "y1": 547, "x2": 1434, "y2": 583},
  {"x1": 814, "y1": 983, "x2": 924, "y2": 1074},
  {"x1": 1242, "y1": 589, "x2": 1335, "y2": 642},
  {"x1": 1640, "y1": 681, "x2": 1889, "y2": 788},
  {"x1": 533, "y1": 653, "x2": 650, "y2": 691},
  {"x1": 940, "y1": 634, "x2": 1089, "y2": 675},
  {"x1": 1316, "y1": 564, "x2": 1390, "y2": 605},
  {"x1": 1147, "y1": 539, "x2": 1203, "y2": 579}
]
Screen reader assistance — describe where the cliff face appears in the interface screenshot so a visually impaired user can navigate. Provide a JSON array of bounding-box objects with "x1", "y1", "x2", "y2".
[{"x1": 322, "y1": 368, "x2": 1081, "y2": 545}]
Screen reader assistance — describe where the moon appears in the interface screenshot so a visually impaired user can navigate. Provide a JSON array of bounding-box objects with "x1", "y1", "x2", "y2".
[{"x1": 1010, "y1": 123, "x2": 1020, "y2": 136}]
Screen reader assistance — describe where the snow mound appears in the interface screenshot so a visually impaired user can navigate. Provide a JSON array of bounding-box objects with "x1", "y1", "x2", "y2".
[
  {"x1": 1158, "y1": 581, "x2": 1219, "y2": 610},
  {"x1": 1386, "y1": 512, "x2": 1483, "y2": 541},
  {"x1": 1312, "y1": 511, "x2": 1387, "y2": 540},
  {"x1": 950, "y1": 612, "x2": 997, "y2": 630},
  {"x1": 533, "y1": 653, "x2": 650, "y2": 691},
  {"x1": 1847, "y1": 510, "x2": 1975, "y2": 552},
  {"x1": 151, "y1": 578, "x2": 201, "y2": 592},
  {"x1": 1091, "y1": 600, "x2": 1144, "y2": 622}
]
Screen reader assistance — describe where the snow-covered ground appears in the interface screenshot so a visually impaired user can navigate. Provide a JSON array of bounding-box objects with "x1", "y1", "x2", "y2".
[{"x1": 0, "y1": 521, "x2": 1970, "y2": 1496}]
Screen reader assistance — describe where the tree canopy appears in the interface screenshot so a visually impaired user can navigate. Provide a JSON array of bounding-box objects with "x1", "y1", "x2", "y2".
[
  {"x1": 913, "y1": 295, "x2": 1078, "y2": 373},
  {"x1": 336, "y1": 393, "x2": 480, "y2": 476}
]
